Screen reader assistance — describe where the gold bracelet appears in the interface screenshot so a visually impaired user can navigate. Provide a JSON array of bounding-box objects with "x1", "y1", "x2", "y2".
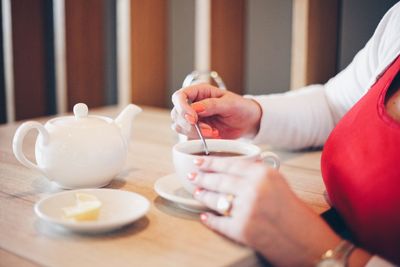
[{"x1": 315, "y1": 240, "x2": 355, "y2": 267}]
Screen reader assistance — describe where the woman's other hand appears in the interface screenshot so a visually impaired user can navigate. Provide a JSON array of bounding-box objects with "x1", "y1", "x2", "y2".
[
  {"x1": 189, "y1": 158, "x2": 341, "y2": 266},
  {"x1": 171, "y1": 84, "x2": 262, "y2": 139}
]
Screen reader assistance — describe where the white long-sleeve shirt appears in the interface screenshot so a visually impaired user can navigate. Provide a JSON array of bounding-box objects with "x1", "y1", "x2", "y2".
[
  {"x1": 251, "y1": 1, "x2": 400, "y2": 150},
  {"x1": 250, "y1": 2, "x2": 400, "y2": 266}
]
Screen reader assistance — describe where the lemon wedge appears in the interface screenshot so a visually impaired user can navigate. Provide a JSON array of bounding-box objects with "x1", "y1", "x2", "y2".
[
  {"x1": 76, "y1": 192, "x2": 100, "y2": 203},
  {"x1": 63, "y1": 193, "x2": 102, "y2": 221}
]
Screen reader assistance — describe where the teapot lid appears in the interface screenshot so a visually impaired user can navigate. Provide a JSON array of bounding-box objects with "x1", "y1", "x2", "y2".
[{"x1": 49, "y1": 103, "x2": 110, "y2": 128}]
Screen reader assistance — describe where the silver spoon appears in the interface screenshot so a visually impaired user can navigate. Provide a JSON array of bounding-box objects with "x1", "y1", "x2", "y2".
[
  {"x1": 182, "y1": 71, "x2": 226, "y2": 156},
  {"x1": 188, "y1": 99, "x2": 209, "y2": 155},
  {"x1": 193, "y1": 122, "x2": 210, "y2": 155}
]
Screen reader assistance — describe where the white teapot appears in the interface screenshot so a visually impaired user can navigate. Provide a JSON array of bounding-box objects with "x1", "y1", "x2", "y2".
[{"x1": 12, "y1": 103, "x2": 142, "y2": 189}]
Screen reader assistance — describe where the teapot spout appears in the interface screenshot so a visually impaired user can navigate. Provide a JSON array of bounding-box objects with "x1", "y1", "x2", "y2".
[{"x1": 114, "y1": 104, "x2": 142, "y2": 144}]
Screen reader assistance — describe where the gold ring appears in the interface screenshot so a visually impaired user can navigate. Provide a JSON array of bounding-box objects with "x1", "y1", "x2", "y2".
[{"x1": 217, "y1": 194, "x2": 235, "y2": 216}]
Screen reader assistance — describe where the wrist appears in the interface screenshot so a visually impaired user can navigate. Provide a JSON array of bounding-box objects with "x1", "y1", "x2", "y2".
[
  {"x1": 245, "y1": 99, "x2": 262, "y2": 137},
  {"x1": 315, "y1": 240, "x2": 353, "y2": 266},
  {"x1": 316, "y1": 240, "x2": 372, "y2": 267},
  {"x1": 347, "y1": 248, "x2": 371, "y2": 267}
]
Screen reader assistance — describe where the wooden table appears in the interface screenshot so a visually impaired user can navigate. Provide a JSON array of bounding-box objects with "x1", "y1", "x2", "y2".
[{"x1": 0, "y1": 106, "x2": 330, "y2": 267}]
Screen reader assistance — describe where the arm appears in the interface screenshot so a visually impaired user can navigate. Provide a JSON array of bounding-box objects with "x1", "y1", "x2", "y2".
[
  {"x1": 190, "y1": 157, "x2": 397, "y2": 267},
  {"x1": 250, "y1": 2, "x2": 400, "y2": 149}
]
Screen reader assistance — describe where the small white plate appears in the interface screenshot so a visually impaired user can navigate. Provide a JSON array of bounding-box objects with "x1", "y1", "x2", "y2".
[
  {"x1": 154, "y1": 173, "x2": 208, "y2": 213},
  {"x1": 34, "y1": 188, "x2": 150, "y2": 233}
]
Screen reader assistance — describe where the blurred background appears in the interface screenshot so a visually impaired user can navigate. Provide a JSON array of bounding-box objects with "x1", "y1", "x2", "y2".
[{"x1": 0, "y1": 0, "x2": 397, "y2": 124}]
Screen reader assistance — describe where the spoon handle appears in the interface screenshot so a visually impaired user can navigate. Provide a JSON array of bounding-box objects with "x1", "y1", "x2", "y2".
[{"x1": 193, "y1": 123, "x2": 210, "y2": 155}]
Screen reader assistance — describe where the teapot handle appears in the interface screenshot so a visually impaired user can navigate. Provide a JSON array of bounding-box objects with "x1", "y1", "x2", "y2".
[{"x1": 12, "y1": 121, "x2": 49, "y2": 173}]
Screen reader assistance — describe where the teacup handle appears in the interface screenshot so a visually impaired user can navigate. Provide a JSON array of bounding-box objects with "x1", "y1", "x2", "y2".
[
  {"x1": 12, "y1": 121, "x2": 49, "y2": 174},
  {"x1": 260, "y1": 151, "x2": 280, "y2": 170}
]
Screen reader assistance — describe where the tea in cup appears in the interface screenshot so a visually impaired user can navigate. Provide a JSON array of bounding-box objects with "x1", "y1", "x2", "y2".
[{"x1": 172, "y1": 139, "x2": 280, "y2": 193}]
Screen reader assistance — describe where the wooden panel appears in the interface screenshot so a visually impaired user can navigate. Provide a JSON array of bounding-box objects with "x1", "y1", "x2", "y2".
[
  {"x1": 131, "y1": 0, "x2": 167, "y2": 107},
  {"x1": 290, "y1": 0, "x2": 339, "y2": 89},
  {"x1": 65, "y1": 0, "x2": 105, "y2": 110},
  {"x1": 211, "y1": 0, "x2": 246, "y2": 94},
  {"x1": 306, "y1": 0, "x2": 339, "y2": 84},
  {"x1": 11, "y1": 0, "x2": 49, "y2": 120}
]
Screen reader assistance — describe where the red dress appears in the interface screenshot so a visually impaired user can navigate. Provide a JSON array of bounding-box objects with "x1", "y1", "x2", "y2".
[{"x1": 321, "y1": 55, "x2": 400, "y2": 264}]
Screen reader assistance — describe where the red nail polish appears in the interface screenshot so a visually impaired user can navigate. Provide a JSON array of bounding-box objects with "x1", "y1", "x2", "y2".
[
  {"x1": 201, "y1": 128, "x2": 212, "y2": 137},
  {"x1": 184, "y1": 114, "x2": 196, "y2": 124},
  {"x1": 200, "y1": 213, "x2": 208, "y2": 222},
  {"x1": 193, "y1": 158, "x2": 204, "y2": 166},
  {"x1": 212, "y1": 129, "x2": 219, "y2": 138},
  {"x1": 191, "y1": 102, "x2": 206, "y2": 113},
  {"x1": 200, "y1": 124, "x2": 212, "y2": 131},
  {"x1": 187, "y1": 172, "x2": 197, "y2": 181},
  {"x1": 194, "y1": 187, "x2": 203, "y2": 196}
]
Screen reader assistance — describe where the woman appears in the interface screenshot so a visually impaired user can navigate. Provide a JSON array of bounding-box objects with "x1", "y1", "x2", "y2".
[{"x1": 171, "y1": 2, "x2": 400, "y2": 266}]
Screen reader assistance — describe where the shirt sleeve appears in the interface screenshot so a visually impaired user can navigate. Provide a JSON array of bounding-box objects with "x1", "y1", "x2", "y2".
[{"x1": 247, "y1": 2, "x2": 400, "y2": 150}]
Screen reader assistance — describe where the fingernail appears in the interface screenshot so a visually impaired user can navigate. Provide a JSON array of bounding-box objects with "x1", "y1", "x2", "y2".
[
  {"x1": 200, "y1": 213, "x2": 208, "y2": 222},
  {"x1": 184, "y1": 114, "x2": 196, "y2": 124},
  {"x1": 187, "y1": 172, "x2": 197, "y2": 181},
  {"x1": 212, "y1": 129, "x2": 219, "y2": 138},
  {"x1": 191, "y1": 102, "x2": 205, "y2": 113},
  {"x1": 193, "y1": 158, "x2": 204, "y2": 166},
  {"x1": 201, "y1": 128, "x2": 213, "y2": 137},
  {"x1": 200, "y1": 124, "x2": 212, "y2": 131},
  {"x1": 194, "y1": 187, "x2": 203, "y2": 196}
]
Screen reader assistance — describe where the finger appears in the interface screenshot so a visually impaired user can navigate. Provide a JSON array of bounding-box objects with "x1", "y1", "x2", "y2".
[
  {"x1": 170, "y1": 108, "x2": 180, "y2": 125},
  {"x1": 172, "y1": 84, "x2": 225, "y2": 121},
  {"x1": 199, "y1": 121, "x2": 220, "y2": 139},
  {"x1": 171, "y1": 89, "x2": 195, "y2": 118},
  {"x1": 191, "y1": 172, "x2": 242, "y2": 194},
  {"x1": 193, "y1": 188, "x2": 236, "y2": 216},
  {"x1": 198, "y1": 122, "x2": 212, "y2": 131},
  {"x1": 197, "y1": 158, "x2": 266, "y2": 177},
  {"x1": 172, "y1": 106, "x2": 216, "y2": 135},
  {"x1": 172, "y1": 106, "x2": 218, "y2": 138},
  {"x1": 171, "y1": 123, "x2": 201, "y2": 140},
  {"x1": 171, "y1": 108, "x2": 192, "y2": 130},
  {"x1": 197, "y1": 122, "x2": 218, "y2": 138},
  {"x1": 177, "y1": 120, "x2": 214, "y2": 138},
  {"x1": 194, "y1": 189, "x2": 224, "y2": 214},
  {"x1": 171, "y1": 86, "x2": 209, "y2": 120},
  {"x1": 171, "y1": 122, "x2": 216, "y2": 139},
  {"x1": 171, "y1": 108, "x2": 195, "y2": 131},
  {"x1": 170, "y1": 107, "x2": 184, "y2": 122},
  {"x1": 200, "y1": 212, "x2": 242, "y2": 242},
  {"x1": 190, "y1": 91, "x2": 237, "y2": 118},
  {"x1": 179, "y1": 83, "x2": 226, "y2": 103},
  {"x1": 191, "y1": 98, "x2": 227, "y2": 118}
]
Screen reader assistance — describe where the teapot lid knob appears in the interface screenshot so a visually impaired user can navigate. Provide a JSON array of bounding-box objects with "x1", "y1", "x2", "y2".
[{"x1": 73, "y1": 103, "x2": 88, "y2": 118}]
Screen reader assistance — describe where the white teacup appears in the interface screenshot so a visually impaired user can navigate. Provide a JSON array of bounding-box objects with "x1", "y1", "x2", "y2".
[{"x1": 172, "y1": 139, "x2": 280, "y2": 194}]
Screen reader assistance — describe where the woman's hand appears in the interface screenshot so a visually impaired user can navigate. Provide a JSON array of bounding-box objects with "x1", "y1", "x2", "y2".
[
  {"x1": 189, "y1": 158, "x2": 341, "y2": 266},
  {"x1": 171, "y1": 84, "x2": 262, "y2": 139}
]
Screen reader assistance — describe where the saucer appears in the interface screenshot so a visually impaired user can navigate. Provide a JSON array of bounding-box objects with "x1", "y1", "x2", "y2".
[
  {"x1": 34, "y1": 188, "x2": 150, "y2": 233},
  {"x1": 154, "y1": 173, "x2": 209, "y2": 213}
]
